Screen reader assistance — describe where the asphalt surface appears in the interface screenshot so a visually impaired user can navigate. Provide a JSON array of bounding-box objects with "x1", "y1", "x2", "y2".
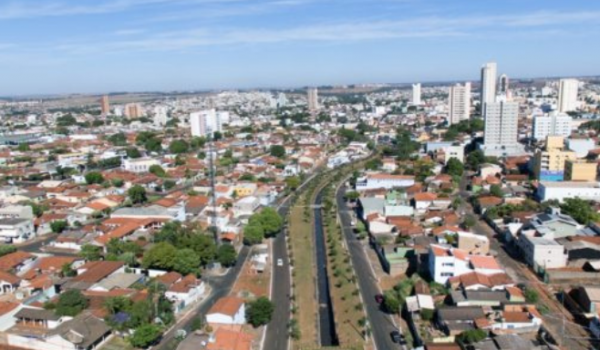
[{"x1": 336, "y1": 185, "x2": 403, "y2": 350}]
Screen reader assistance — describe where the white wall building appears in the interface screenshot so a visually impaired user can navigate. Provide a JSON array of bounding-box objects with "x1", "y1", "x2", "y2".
[
  {"x1": 518, "y1": 235, "x2": 568, "y2": 270},
  {"x1": 480, "y1": 62, "x2": 497, "y2": 106},
  {"x1": 190, "y1": 109, "x2": 229, "y2": 137},
  {"x1": 206, "y1": 297, "x2": 246, "y2": 325},
  {"x1": 558, "y1": 79, "x2": 579, "y2": 113},
  {"x1": 484, "y1": 101, "x2": 518, "y2": 147},
  {"x1": 307, "y1": 88, "x2": 319, "y2": 112},
  {"x1": 532, "y1": 113, "x2": 572, "y2": 141},
  {"x1": 448, "y1": 83, "x2": 471, "y2": 125},
  {"x1": 412, "y1": 83, "x2": 422, "y2": 106},
  {"x1": 121, "y1": 158, "x2": 161, "y2": 173},
  {"x1": 153, "y1": 106, "x2": 169, "y2": 126},
  {"x1": 0, "y1": 218, "x2": 34, "y2": 243},
  {"x1": 356, "y1": 174, "x2": 415, "y2": 191},
  {"x1": 537, "y1": 181, "x2": 600, "y2": 202}
]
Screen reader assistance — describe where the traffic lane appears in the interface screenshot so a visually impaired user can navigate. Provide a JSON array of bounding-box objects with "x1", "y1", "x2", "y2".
[{"x1": 336, "y1": 188, "x2": 400, "y2": 350}]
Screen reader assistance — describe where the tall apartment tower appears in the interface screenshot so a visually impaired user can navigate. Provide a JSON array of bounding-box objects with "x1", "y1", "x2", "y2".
[
  {"x1": 412, "y1": 83, "x2": 422, "y2": 105},
  {"x1": 480, "y1": 62, "x2": 497, "y2": 106},
  {"x1": 124, "y1": 103, "x2": 143, "y2": 118},
  {"x1": 307, "y1": 88, "x2": 319, "y2": 112},
  {"x1": 190, "y1": 109, "x2": 229, "y2": 137},
  {"x1": 484, "y1": 101, "x2": 519, "y2": 147},
  {"x1": 558, "y1": 79, "x2": 579, "y2": 113},
  {"x1": 499, "y1": 74, "x2": 509, "y2": 95},
  {"x1": 448, "y1": 82, "x2": 471, "y2": 125},
  {"x1": 100, "y1": 95, "x2": 110, "y2": 115}
]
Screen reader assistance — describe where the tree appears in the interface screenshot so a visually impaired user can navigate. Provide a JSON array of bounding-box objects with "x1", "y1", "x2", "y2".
[
  {"x1": 0, "y1": 245, "x2": 16, "y2": 257},
  {"x1": 445, "y1": 158, "x2": 464, "y2": 177},
  {"x1": 142, "y1": 242, "x2": 178, "y2": 270},
  {"x1": 250, "y1": 208, "x2": 283, "y2": 237},
  {"x1": 246, "y1": 297, "x2": 274, "y2": 327},
  {"x1": 61, "y1": 262, "x2": 76, "y2": 277},
  {"x1": 17, "y1": 143, "x2": 30, "y2": 152},
  {"x1": 560, "y1": 197, "x2": 600, "y2": 225},
  {"x1": 129, "y1": 324, "x2": 162, "y2": 348},
  {"x1": 345, "y1": 191, "x2": 360, "y2": 201},
  {"x1": 85, "y1": 171, "x2": 104, "y2": 185},
  {"x1": 466, "y1": 150, "x2": 485, "y2": 170},
  {"x1": 50, "y1": 220, "x2": 68, "y2": 233},
  {"x1": 489, "y1": 184, "x2": 504, "y2": 198},
  {"x1": 126, "y1": 147, "x2": 142, "y2": 159},
  {"x1": 243, "y1": 224, "x2": 264, "y2": 245},
  {"x1": 524, "y1": 287, "x2": 540, "y2": 303},
  {"x1": 111, "y1": 178, "x2": 124, "y2": 188},
  {"x1": 80, "y1": 244, "x2": 102, "y2": 261},
  {"x1": 144, "y1": 137, "x2": 162, "y2": 153},
  {"x1": 463, "y1": 215, "x2": 476, "y2": 229},
  {"x1": 172, "y1": 249, "x2": 200, "y2": 275},
  {"x1": 270, "y1": 145, "x2": 286, "y2": 158},
  {"x1": 382, "y1": 290, "x2": 401, "y2": 314},
  {"x1": 456, "y1": 329, "x2": 487, "y2": 344},
  {"x1": 285, "y1": 176, "x2": 301, "y2": 190},
  {"x1": 128, "y1": 185, "x2": 147, "y2": 204},
  {"x1": 149, "y1": 165, "x2": 167, "y2": 178},
  {"x1": 169, "y1": 139, "x2": 189, "y2": 154},
  {"x1": 56, "y1": 290, "x2": 88, "y2": 316},
  {"x1": 107, "y1": 132, "x2": 127, "y2": 146},
  {"x1": 365, "y1": 159, "x2": 382, "y2": 171},
  {"x1": 163, "y1": 180, "x2": 176, "y2": 190},
  {"x1": 212, "y1": 131, "x2": 223, "y2": 141},
  {"x1": 216, "y1": 244, "x2": 237, "y2": 267}
]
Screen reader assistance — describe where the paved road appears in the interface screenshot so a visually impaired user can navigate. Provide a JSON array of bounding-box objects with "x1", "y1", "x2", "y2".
[
  {"x1": 336, "y1": 185, "x2": 403, "y2": 350},
  {"x1": 154, "y1": 246, "x2": 250, "y2": 350},
  {"x1": 264, "y1": 170, "x2": 323, "y2": 350}
]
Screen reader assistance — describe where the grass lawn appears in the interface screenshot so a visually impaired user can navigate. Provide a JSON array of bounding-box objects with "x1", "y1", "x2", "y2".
[
  {"x1": 101, "y1": 336, "x2": 134, "y2": 350},
  {"x1": 289, "y1": 193, "x2": 318, "y2": 350}
]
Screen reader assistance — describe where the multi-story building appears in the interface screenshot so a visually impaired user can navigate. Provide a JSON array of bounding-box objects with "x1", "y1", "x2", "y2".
[
  {"x1": 153, "y1": 106, "x2": 169, "y2": 126},
  {"x1": 412, "y1": 83, "x2": 421, "y2": 105},
  {"x1": 190, "y1": 109, "x2": 229, "y2": 137},
  {"x1": 498, "y1": 74, "x2": 509, "y2": 96},
  {"x1": 565, "y1": 160, "x2": 597, "y2": 181},
  {"x1": 124, "y1": 103, "x2": 144, "y2": 118},
  {"x1": 307, "y1": 87, "x2": 319, "y2": 112},
  {"x1": 448, "y1": 83, "x2": 471, "y2": 125},
  {"x1": 537, "y1": 181, "x2": 600, "y2": 202},
  {"x1": 532, "y1": 113, "x2": 572, "y2": 141},
  {"x1": 100, "y1": 95, "x2": 110, "y2": 115},
  {"x1": 355, "y1": 174, "x2": 415, "y2": 191},
  {"x1": 483, "y1": 101, "x2": 519, "y2": 147},
  {"x1": 533, "y1": 147, "x2": 577, "y2": 181},
  {"x1": 480, "y1": 62, "x2": 497, "y2": 106},
  {"x1": 518, "y1": 235, "x2": 568, "y2": 271},
  {"x1": 558, "y1": 78, "x2": 579, "y2": 113}
]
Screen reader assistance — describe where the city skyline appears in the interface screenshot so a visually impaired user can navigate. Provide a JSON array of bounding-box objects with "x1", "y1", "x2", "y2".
[{"x1": 2, "y1": 0, "x2": 600, "y2": 95}]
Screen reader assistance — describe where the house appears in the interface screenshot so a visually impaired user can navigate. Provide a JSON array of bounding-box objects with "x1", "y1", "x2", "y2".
[
  {"x1": 517, "y1": 235, "x2": 568, "y2": 271},
  {"x1": 572, "y1": 286, "x2": 600, "y2": 315},
  {"x1": 356, "y1": 174, "x2": 415, "y2": 191},
  {"x1": 489, "y1": 305, "x2": 543, "y2": 333},
  {"x1": 524, "y1": 208, "x2": 582, "y2": 240},
  {"x1": 233, "y1": 196, "x2": 260, "y2": 218},
  {"x1": 429, "y1": 245, "x2": 504, "y2": 284},
  {"x1": 0, "y1": 218, "x2": 35, "y2": 243},
  {"x1": 457, "y1": 232, "x2": 490, "y2": 255},
  {"x1": 0, "y1": 251, "x2": 36, "y2": 274},
  {"x1": 64, "y1": 261, "x2": 125, "y2": 290},
  {"x1": 206, "y1": 296, "x2": 246, "y2": 325},
  {"x1": 7, "y1": 310, "x2": 110, "y2": 350},
  {"x1": 165, "y1": 274, "x2": 206, "y2": 313},
  {"x1": 0, "y1": 271, "x2": 21, "y2": 294},
  {"x1": 111, "y1": 204, "x2": 185, "y2": 222},
  {"x1": 436, "y1": 306, "x2": 486, "y2": 335},
  {"x1": 121, "y1": 157, "x2": 161, "y2": 173},
  {"x1": 447, "y1": 272, "x2": 514, "y2": 291}
]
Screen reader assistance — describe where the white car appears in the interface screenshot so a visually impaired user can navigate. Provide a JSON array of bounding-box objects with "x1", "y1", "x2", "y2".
[{"x1": 277, "y1": 259, "x2": 284, "y2": 267}]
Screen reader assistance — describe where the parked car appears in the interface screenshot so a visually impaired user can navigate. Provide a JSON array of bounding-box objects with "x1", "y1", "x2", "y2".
[
  {"x1": 390, "y1": 330, "x2": 403, "y2": 344},
  {"x1": 277, "y1": 259, "x2": 284, "y2": 267},
  {"x1": 374, "y1": 294, "x2": 384, "y2": 304}
]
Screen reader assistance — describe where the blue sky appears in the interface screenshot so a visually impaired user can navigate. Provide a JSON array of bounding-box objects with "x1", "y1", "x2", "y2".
[{"x1": 1, "y1": 0, "x2": 600, "y2": 95}]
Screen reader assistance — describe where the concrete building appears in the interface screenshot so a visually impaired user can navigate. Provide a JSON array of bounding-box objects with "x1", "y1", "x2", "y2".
[
  {"x1": 412, "y1": 83, "x2": 422, "y2": 105},
  {"x1": 480, "y1": 62, "x2": 497, "y2": 105},
  {"x1": 533, "y1": 147, "x2": 577, "y2": 181},
  {"x1": 190, "y1": 109, "x2": 229, "y2": 137},
  {"x1": 153, "y1": 106, "x2": 169, "y2": 126},
  {"x1": 448, "y1": 83, "x2": 471, "y2": 125},
  {"x1": 532, "y1": 113, "x2": 572, "y2": 141},
  {"x1": 482, "y1": 101, "x2": 520, "y2": 156},
  {"x1": 124, "y1": 103, "x2": 143, "y2": 118},
  {"x1": 457, "y1": 231, "x2": 490, "y2": 255},
  {"x1": 0, "y1": 218, "x2": 34, "y2": 243},
  {"x1": 565, "y1": 160, "x2": 597, "y2": 181},
  {"x1": 518, "y1": 235, "x2": 568, "y2": 271},
  {"x1": 206, "y1": 297, "x2": 246, "y2": 325},
  {"x1": 537, "y1": 181, "x2": 600, "y2": 202},
  {"x1": 355, "y1": 174, "x2": 415, "y2": 191},
  {"x1": 558, "y1": 79, "x2": 579, "y2": 113},
  {"x1": 567, "y1": 138, "x2": 596, "y2": 158},
  {"x1": 307, "y1": 87, "x2": 319, "y2": 112},
  {"x1": 100, "y1": 95, "x2": 110, "y2": 115},
  {"x1": 121, "y1": 158, "x2": 161, "y2": 173},
  {"x1": 499, "y1": 74, "x2": 509, "y2": 96}
]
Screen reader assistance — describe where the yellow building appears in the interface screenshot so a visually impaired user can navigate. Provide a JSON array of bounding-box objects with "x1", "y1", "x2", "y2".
[
  {"x1": 534, "y1": 148, "x2": 577, "y2": 180},
  {"x1": 565, "y1": 160, "x2": 598, "y2": 181},
  {"x1": 546, "y1": 135, "x2": 564, "y2": 150}
]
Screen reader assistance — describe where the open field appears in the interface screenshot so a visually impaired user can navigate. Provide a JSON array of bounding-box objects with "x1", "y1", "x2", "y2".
[{"x1": 289, "y1": 193, "x2": 318, "y2": 350}]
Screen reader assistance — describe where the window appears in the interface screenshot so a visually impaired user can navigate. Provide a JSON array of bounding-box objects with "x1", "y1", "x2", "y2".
[
  {"x1": 441, "y1": 262, "x2": 454, "y2": 267},
  {"x1": 441, "y1": 272, "x2": 454, "y2": 277}
]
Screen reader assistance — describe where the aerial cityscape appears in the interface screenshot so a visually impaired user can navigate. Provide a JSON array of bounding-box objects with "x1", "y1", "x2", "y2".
[{"x1": 1, "y1": 1, "x2": 600, "y2": 350}]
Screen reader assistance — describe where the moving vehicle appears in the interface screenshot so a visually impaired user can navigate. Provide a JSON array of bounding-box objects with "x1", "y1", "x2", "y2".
[{"x1": 277, "y1": 259, "x2": 284, "y2": 267}]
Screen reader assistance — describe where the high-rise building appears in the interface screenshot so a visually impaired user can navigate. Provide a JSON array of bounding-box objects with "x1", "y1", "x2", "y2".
[
  {"x1": 154, "y1": 106, "x2": 169, "y2": 126},
  {"x1": 307, "y1": 88, "x2": 319, "y2": 112},
  {"x1": 124, "y1": 103, "x2": 143, "y2": 118},
  {"x1": 480, "y1": 62, "x2": 497, "y2": 106},
  {"x1": 483, "y1": 101, "x2": 519, "y2": 147},
  {"x1": 499, "y1": 74, "x2": 509, "y2": 95},
  {"x1": 532, "y1": 113, "x2": 572, "y2": 141},
  {"x1": 190, "y1": 109, "x2": 230, "y2": 137},
  {"x1": 100, "y1": 95, "x2": 110, "y2": 115},
  {"x1": 412, "y1": 83, "x2": 421, "y2": 105},
  {"x1": 448, "y1": 82, "x2": 471, "y2": 125},
  {"x1": 558, "y1": 79, "x2": 579, "y2": 113}
]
